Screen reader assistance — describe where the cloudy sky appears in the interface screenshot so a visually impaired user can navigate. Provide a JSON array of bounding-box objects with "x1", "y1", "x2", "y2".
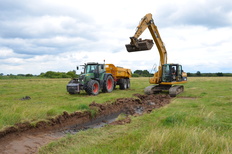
[{"x1": 0, "y1": 0, "x2": 231, "y2": 75}]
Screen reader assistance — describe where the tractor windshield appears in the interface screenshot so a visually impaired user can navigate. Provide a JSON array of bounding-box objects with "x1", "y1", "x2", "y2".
[{"x1": 85, "y1": 65, "x2": 98, "y2": 74}]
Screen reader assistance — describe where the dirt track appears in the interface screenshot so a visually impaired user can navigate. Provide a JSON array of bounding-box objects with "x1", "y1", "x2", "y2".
[{"x1": 0, "y1": 94, "x2": 170, "y2": 154}]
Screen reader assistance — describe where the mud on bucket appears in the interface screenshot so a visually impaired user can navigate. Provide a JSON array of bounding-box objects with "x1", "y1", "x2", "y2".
[{"x1": 126, "y1": 39, "x2": 154, "y2": 52}]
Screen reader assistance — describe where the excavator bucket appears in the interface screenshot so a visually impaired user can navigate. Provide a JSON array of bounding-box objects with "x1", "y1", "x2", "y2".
[{"x1": 126, "y1": 39, "x2": 154, "y2": 52}]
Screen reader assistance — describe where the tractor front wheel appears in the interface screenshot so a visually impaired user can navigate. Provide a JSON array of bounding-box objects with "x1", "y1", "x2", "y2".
[{"x1": 85, "y1": 80, "x2": 100, "y2": 95}]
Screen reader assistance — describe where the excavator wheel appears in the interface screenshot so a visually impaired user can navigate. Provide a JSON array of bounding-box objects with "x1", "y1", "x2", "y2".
[{"x1": 85, "y1": 80, "x2": 100, "y2": 95}]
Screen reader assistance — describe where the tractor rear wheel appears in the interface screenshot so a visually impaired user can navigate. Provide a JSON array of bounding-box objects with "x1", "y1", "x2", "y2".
[
  {"x1": 85, "y1": 80, "x2": 100, "y2": 95},
  {"x1": 102, "y1": 75, "x2": 114, "y2": 93}
]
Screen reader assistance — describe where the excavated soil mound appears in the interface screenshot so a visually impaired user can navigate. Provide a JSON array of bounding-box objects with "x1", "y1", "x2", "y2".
[{"x1": 0, "y1": 94, "x2": 170, "y2": 154}]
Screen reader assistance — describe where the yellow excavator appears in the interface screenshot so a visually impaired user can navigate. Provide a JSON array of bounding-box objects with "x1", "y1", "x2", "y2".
[{"x1": 125, "y1": 13, "x2": 187, "y2": 97}]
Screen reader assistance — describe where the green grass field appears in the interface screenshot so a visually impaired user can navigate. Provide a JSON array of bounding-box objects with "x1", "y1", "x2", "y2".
[
  {"x1": 0, "y1": 77, "x2": 232, "y2": 153},
  {"x1": 0, "y1": 77, "x2": 148, "y2": 129}
]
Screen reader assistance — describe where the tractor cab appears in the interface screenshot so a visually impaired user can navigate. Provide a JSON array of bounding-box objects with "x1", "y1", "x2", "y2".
[
  {"x1": 84, "y1": 63, "x2": 104, "y2": 75},
  {"x1": 161, "y1": 64, "x2": 187, "y2": 83},
  {"x1": 82, "y1": 62, "x2": 105, "y2": 80}
]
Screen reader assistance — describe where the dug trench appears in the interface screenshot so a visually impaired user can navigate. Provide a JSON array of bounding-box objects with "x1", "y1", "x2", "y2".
[{"x1": 0, "y1": 94, "x2": 171, "y2": 154}]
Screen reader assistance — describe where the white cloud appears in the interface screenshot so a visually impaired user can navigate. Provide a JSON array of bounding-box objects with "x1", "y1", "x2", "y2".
[
  {"x1": 0, "y1": 0, "x2": 232, "y2": 75},
  {"x1": 0, "y1": 47, "x2": 15, "y2": 57}
]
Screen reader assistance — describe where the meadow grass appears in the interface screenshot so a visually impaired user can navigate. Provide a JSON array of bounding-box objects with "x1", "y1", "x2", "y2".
[
  {"x1": 38, "y1": 77, "x2": 232, "y2": 154},
  {"x1": 0, "y1": 77, "x2": 149, "y2": 129},
  {"x1": 1, "y1": 77, "x2": 232, "y2": 153}
]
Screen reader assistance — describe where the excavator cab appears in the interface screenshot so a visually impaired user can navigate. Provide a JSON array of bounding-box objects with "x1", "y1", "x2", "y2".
[{"x1": 161, "y1": 64, "x2": 186, "y2": 83}]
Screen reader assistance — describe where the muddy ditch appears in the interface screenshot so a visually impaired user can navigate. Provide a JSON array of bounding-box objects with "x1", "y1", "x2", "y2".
[{"x1": 0, "y1": 94, "x2": 170, "y2": 154}]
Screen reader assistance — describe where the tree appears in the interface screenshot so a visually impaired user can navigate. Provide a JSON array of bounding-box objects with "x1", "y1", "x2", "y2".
[
  {"x1": 142, "y1": 70, "x2": 150, "y2": 77},
  {"x1": 67, "y1": 70, "x2": 78, "y2": 78},
  {"x1": 132, "y1": 73, "x2": 140, "y2": 77},
  {"x1": 133, "y1": 70, "x2": 151, "y2": 77},
  {"x1": 25, "y1": 74, "x2": 33, "y2": 77},
  {"x1": 134, "y1": 70, "x2": 143, "y2": 75},
  {"x1": 196, "y1": 71, "x2": 201, "y2": 76},
  {"x1": 216, "y1": 72, "x2": 223, "y2": 76}
]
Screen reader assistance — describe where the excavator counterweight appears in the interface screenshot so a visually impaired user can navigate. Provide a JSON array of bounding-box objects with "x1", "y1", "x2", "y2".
[{"x1": 126, "y1": 39, "x2": 154, "y2": 52}]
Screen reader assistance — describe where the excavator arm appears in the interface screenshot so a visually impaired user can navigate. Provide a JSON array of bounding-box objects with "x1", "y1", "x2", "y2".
[{"x1": 125, "y1": 13, "x2": 167, "y2": 84}]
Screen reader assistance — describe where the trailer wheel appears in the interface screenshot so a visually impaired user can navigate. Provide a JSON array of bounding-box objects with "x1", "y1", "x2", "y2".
[
  {"x1": 119, "y1": 79, "x2": 127, "y2": 90},
  {"x1": 85, "y1": 80, "x2": 100, "y2": 95},
  {"x1": 102, "y1": 75, "x2": 114, "y2": 93},
  {"x1": 126, "y1": 79, "x2": 130, "y2": 89}
]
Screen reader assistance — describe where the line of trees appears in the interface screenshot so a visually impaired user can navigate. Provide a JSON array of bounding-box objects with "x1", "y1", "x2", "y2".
[
  {"x1": 1, "y1": 70, "x2": 232, "y2": 79},
  {"x1": 187, "y1": 71, "x2": 232, "y2": 77},
  {"x1": 0, "y1": 70, "x2": 78, "y2": 79},
  {"x1": 132, "y1": 70, "x2": 232, "y2": 77}
]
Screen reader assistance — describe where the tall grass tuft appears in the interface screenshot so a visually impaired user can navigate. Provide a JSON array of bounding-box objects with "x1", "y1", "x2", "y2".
[{"x1": 137, "y1": 127, "x2": 231, "y2": 154}]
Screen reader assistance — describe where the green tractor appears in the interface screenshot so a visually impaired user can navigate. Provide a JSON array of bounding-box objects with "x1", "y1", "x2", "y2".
[{"x1": 67, "y1": 62, "x2": 115, "y2": 95}]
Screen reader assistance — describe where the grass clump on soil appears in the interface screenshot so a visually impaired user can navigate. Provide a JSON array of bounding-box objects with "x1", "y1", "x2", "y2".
[
  {"x1": 116, "y1": 113, "x2": 127, "y2": 121},
  {"x1": 39, "y1": 77, "x2": 232, "y2": 154},
  {"x1": 87, "y1": 107, "x2": 98, "y2": 118}
]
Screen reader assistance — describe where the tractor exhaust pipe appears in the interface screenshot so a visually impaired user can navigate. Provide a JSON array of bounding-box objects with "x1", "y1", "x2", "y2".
[{"x1": 125, "y1": 38, "x2": 154, "y2": 52}]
